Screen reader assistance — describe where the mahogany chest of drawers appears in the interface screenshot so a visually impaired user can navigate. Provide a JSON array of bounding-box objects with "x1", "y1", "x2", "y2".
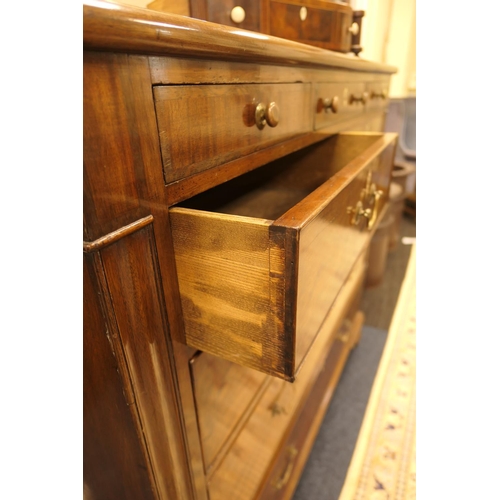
[{"x1": 83, "y1": 3, "x2": 396, "y2": 499}]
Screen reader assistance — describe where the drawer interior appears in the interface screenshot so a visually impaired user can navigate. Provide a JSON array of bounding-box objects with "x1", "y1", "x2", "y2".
[
  {"x1": 170, "y1": 132, "x2": 396, "y2": 380},
  {"x1": 178, "y1": 132, "x2": 385, "y2": 221}
]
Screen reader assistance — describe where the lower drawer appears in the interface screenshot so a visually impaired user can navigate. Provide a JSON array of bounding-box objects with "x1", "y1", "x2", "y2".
[
  {"x1": 206, "y1": 253, "x2": 367, "y2": 499},
  {"x1": 189, "y1": 351, "x2": 268, "y2": 475},
  {"x1": 170, "y1": 132, "x2": 396, "y2": 380},
  {"x1": 259, "y1": 311, "x2": 365, "y2": 500}
]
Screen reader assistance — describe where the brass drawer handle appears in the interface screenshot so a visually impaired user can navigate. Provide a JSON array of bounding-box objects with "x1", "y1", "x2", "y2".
[
  {"x1": 255, "y1": 102, "x2": 280, "y2": 129},
  {"x1": 273, "y1": 446, "x2": 298, "y2": 490},
  {"x1": 349, "y1": 92, "x2": 369, "y2": 105},
  {"x1": 336, "y1": 319, "x2": 352, "y2": 343},
  {"x1": 347, "y1": 201, "x2": 371, "y2": 226},
  {"x1": 361, "y1": 171, "x2": 383, "y2": 229},
  {"x1": 370, "y1": 90, "x2": 387, "y2": 100},
  {"x1": 367, "y1": 189, "x2": 382, "y2": 229},
  {"x1": 317, "y1": 96, "x2": 339, "y2": 113}
]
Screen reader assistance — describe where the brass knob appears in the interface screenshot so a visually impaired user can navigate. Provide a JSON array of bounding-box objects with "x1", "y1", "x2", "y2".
[
  {"x1": 370, "y1": 90, "x2": 387, "y2": 100},
  {"x1": 230, "y1": 6, "x2": 246, "y2": 23},
  {"x1": 349, "y1": 92, "x2": 369, "y2": 105},
  {"x1": 255, "y1": 102, "x2": 280, "y2": 129},
  {"x1": 363, "y1": 182, "x2": 383, "y2": 205},
  {"x1": 367, "y1": 189, "x2": 382, "y2": 229},
  {"x1": 361, "y1": 170, "x2": 375, "y2": 202},
  {"x1": 361, "y1": 170, "x2": 383, "y2": 229},
  {"x1": 347, "y1": 201, "x2": 371, "y2": 226},
  {"x1": 318, "y1": 96, "x2": 339, "y2": 113},
  {"x1": 273, "y1": 446, "x2": 298, "y2": 490}
]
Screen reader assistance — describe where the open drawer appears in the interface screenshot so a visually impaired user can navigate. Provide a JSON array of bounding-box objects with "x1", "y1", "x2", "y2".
[{"x1": 169, "y1": 132, "x2": 397, "y2": 380}]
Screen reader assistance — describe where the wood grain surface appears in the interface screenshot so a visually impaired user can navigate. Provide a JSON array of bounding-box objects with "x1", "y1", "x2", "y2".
[
  {"x1": 205, "y1": 0, "x2": 260, "y2": 31},
  {"x1": 190, "y1": 351, "x2": 269, "y2": 475},
  {"x1": 147, "y1": 0, "x2": 190, "y2": 16},
  {"x1": 100, "y1": 226, "x2": 194, "y2": 500},
  {"x1": 268, "y1": 0, "x2": 352, "y2": 52},
  {"x1": 154, "y1": 83, "x2": 312, "y2": 183},
  {"x1": 84, "y1": 5, "x2": 397, "y2": 498},
  {"x1": 84, "y1": 255, "x2": 158, "y2": 500},
  {"x1": 83, "y1": 1, "x2": 397, "y2": 74},
  {"x1": 207, "y1": 252, "x2": 367, "y2": 500}
]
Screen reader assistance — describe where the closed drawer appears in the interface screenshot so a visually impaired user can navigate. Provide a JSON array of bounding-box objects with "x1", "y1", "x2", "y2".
[
  {"x1": 314, "y1": 82, "x2": 368, "y2": 130},
  {"x1": 259, "y1": 315, "x2": 365, "y2": 499},
  {"x1": 153, "y1": 83, "x2": 312, "y2": 183},
  {"x1": 170, "y1": 132, "x2": 397, "y2": 380},
  {"x1": 268, "y1": 0, "x2": 353, "y2": 52},
  {"x1": 189, "y1": 351, "x2": 268, "y2": 475},
  {"x1": 207, "y1": 265, "x2": 366, "y2": 500}
]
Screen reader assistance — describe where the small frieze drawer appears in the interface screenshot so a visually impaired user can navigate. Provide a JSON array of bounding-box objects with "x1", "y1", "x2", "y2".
[
  {"x1": 153, "y1": 83, "x2": 312, "y2": 184},
  {"x1": 314, "y1": 82, "x2": 368, "y2": 130}
]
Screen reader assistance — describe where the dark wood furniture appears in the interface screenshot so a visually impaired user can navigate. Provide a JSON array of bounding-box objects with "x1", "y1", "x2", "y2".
[
  {"x1": 350, "y1": 9, "x2": 365, "y2": 55},
  {"x1": 147, "y1": 0, "x2": 356, "y2": 53},
  {"x1": 83, "y1": 2, "x2": 396, "y2": 499}
]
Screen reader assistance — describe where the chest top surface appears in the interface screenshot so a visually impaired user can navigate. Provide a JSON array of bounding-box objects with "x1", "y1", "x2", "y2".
[{"x1": 83, "y1": 0, "x2": 396, "y2": 74}]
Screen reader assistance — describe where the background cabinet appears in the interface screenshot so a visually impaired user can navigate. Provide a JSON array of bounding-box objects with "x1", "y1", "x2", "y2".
[{"x1": 148, "y1": 0, "x2": 355, "y2": 52}]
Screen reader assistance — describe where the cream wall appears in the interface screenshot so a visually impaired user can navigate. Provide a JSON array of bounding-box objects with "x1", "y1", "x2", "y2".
[{"x1": 361, "y1": 0, "x2": 416, "y2": 97}]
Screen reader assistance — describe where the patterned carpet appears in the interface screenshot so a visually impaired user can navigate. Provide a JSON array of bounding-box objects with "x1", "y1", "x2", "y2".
[{"x1": 338, "y1": 244, "x2": 416, "y2": 500}]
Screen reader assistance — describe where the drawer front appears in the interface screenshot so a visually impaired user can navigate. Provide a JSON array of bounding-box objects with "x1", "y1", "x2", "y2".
[
  {"x1": 268, "y1": 1, "x2": 353, "y2": 52},
  {"x1": 189, "y1": 351, "x2": 268, "y2": 475},
  {"x1": 207, "y1": 277, "x2": 365, "y2": 500},
  {"x1": 292, "y1": 150, "x2": 390, "y2": 367},
  {"x1": 154, "y1": 83, "x2": 312, "y2": 183},
  {"x1": 314, "y1": 82, "x2": 367, "y2": 130},
  {"x1": 259, "y1": 322, "x2": 348, "y2": 500},
  {"x1": 170, "y1": 133, "x2": 397, "y2": 380}
]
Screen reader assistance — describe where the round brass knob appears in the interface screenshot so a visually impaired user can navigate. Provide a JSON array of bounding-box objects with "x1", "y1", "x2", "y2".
[
  {"x1": 255, "y1": 102, "x2": 280, "y2": 129},
  {"x1": 349, "y1": 92, "x2": 369, "y2": 105},
  {"x1": 299, "y1": 6, "x2": 308, "y2": 21},
  {"x1": 370, "y1": 90, "x2": 387, "y2": 100},
  {"x1": 318, "y1": 96, "x2": 339, "y2": 113},
  {"x1": 265, "y1": 102, "x2": 280, "y2": 127},
  {"x1": 230, "y1": 6, "x2": 246, "y2": 23}
]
